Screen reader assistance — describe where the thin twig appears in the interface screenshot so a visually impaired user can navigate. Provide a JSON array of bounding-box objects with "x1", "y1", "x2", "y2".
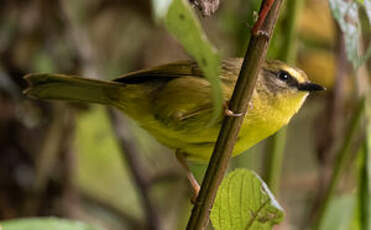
[
  {"x1": 27, "y1": 104, "x2": 68, "y2": 215},
  {"x1": 186, "y1": 1, "x2": 283, "y2": 229},
  {"x1": 264, "y1": 130, "x2": 286, "y2": 194},
  {"x1": 33, "y1": 104, "x2": 66, "y2": 192},
  {"x1": 107, "y1": 109, "x2": 161, "y2": 230}
]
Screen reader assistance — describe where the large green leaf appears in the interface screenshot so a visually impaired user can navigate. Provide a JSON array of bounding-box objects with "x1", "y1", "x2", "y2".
[
  {"x1": 210, "y1": 169, "x2": 284, "y2": 230},
  {"x1": 152, "y1": 0, "x2": 222, "y2": 123},
  {"x1": 0, "y1": 217, "x2": 99, "y2": 230},
  {"x1": 329, "y1": 0, "x2": 371, "y2": 69}
]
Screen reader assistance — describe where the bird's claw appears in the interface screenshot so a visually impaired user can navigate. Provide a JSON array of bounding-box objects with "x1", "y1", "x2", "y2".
[
  {"x1": 224, "y1": 108, "x2": 244, "y2": 117},
  {"x1": 224, "y1": 102, "x2": 245, "y2": 117},
  {"x1": 191, "y1": 185, "x2": 200, "y2": 204}
]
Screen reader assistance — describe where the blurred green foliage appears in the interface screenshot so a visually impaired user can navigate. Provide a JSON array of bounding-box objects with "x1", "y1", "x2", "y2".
[{"x1": 0, "y1": 218, "x2": 100, "y2": 230}]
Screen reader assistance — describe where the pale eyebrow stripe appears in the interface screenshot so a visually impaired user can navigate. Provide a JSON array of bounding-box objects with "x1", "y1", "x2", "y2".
[{"x1": 281, "y1": 67, "x2": 306, "y2": 83}]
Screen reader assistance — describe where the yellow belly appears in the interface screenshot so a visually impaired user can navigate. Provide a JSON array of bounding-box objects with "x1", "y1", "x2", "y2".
[
  {"x1": 134, "y1": 111, "x2": 288, "y2": 162},
  {"x1": 116, "y1": 90, "x2": 308, "y2": 162}
]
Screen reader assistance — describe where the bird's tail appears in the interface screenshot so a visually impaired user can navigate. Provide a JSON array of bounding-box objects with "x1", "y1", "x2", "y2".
[{"x1": 24, "y1": 73, "x2": 124, "y2": 106}]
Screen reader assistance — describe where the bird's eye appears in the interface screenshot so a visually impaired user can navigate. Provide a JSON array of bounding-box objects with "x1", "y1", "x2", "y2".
[{"x1": 277, "y1": 71, "x2": 291, "y2": 81}]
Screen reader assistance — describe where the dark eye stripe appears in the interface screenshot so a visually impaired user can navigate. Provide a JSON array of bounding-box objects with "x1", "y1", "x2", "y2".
[
  {"x1": 278, "y1": 71, "x2": 290, "y2": 81},
  {"x1": 268, "y1": 70, "x2": 299, "y2": 88}
]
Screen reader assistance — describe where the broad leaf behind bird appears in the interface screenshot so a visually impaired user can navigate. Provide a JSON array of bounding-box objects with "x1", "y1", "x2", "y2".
[{"x1": 24, "y1": 58, "x2": 324, "y2": 161}]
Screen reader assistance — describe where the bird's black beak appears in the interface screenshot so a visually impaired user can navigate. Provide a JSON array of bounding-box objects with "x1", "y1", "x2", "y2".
[{"x1": 298, "y1": 82, "x2": 326, "y2": 92}]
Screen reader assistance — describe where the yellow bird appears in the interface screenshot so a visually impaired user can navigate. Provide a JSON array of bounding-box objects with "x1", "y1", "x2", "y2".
[{"x1": 24, "y1": 58, "x2": 324, "y2": 196}]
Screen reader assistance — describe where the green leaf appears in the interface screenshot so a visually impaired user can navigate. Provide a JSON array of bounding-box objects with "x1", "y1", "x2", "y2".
[
  {"x1": 152, "y1": 0, "x2": 222, "y2": 123},
  {"x1": 0, "y1": 217, "x2": 100, "y2": 230},
  {"x1": 210, "y1": 169, "x2": 284, "y2": 230},
  {"x1": 329, "y1": 0, "x2": 369, "y2": 69}
]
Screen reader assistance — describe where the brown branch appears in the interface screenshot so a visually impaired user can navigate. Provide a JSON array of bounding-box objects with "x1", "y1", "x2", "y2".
[
  {"x1": 107, "y1": 108, "x2": 161, "y2": 230},
  {"x1": 185, "y1": 0, "x2": 283, "y2": 229},
  {"x1": 251, "y1": 0, "x2": 275, "y2": 35}
]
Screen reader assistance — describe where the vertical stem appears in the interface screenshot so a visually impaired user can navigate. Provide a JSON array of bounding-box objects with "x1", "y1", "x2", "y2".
[
  {"x1": 27, "y1": 104, "x2": 68, "y2": 215},
  {"x1": 279, "y1": 0, "x2": 304, "y2": 63},
  {"x1": 33, "y1": 104, "x2": 67, "y2": 192},
  {"x1": 186, "y1": 1, "x2": 283, "y2": 229},
  {"x1": 264, "y1": 129, "x2": 287, "y2": 194},
  {"x1": 264, "y1": 0, "x2": 304, "y2": 195},
  {"x1": 358, "y1": 139, "x2": 370, "y2": 230},
  {"x1": 313, "y1": 98, "x2": 365, "y2": 230}
]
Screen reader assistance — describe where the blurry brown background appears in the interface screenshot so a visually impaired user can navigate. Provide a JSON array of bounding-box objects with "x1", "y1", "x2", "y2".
[{"x1": 0, "y1": 0, "x2": 369, "y2": 229}]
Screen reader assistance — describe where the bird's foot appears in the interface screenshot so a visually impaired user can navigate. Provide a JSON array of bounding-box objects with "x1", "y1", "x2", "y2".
[
  {"x1": 224, "y1": 102, "x2": 245, "y2": 117},
  {"x1": 176, "y1": 150, "x2": 201, "y2": 204},
  {"x1": 191, "y1": 183, "x2": 200, "y2": 204}
]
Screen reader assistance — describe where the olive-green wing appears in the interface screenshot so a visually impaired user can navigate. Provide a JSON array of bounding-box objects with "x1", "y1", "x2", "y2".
[
  {"x1": 113, "y1": 61, "x2": 210, "y2": 123},
  {"x1": 151, "y1": 76, "x2": 218, "y2": 132},
  {"x1": 113, "y1": 58, "x2": 242, "y2": 84},
  {"x1": 114, "y1": 60, "x2": 203, "y2": 83},
  {"x1": 113, "y1": 58, "x2": 239, "y2": 124}
]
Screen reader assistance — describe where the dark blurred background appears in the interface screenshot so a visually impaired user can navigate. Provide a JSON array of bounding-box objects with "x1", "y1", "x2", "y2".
[{"x1": 0, "y1": 0, "x2": 369, "y2": 229}]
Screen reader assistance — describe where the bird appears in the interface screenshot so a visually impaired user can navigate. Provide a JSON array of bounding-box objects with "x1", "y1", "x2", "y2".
[{"x1": 24, "y1": 58, "x2": 324, "y2": 198}]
